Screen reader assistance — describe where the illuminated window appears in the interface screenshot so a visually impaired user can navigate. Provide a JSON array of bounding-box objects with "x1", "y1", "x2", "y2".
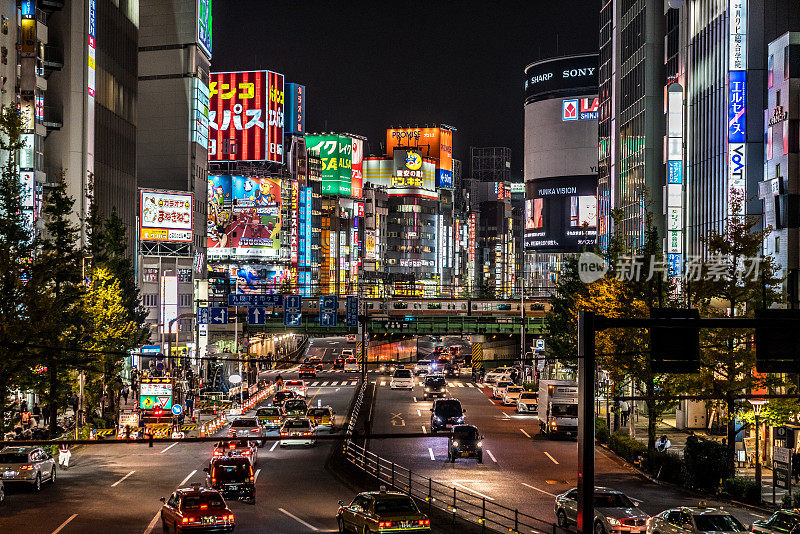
[{"x1": 1, "y1": 16, "x2": 8, "y2": 35}]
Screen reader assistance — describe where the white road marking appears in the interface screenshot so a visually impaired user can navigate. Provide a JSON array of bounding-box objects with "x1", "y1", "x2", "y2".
[
  {"x1": 52, "y1": 514, "x2": 78, "y2": 534},
  {"x1": 455, "y1": 382, "x2": 464, "y2": 387},
  {"x1": 143, "y1": 511, "x2": 160, "y2": 534},
  {"x1": 270, "y1": 440, "x2": 279, "y2": 452},
  {"x1": 380, "y1": 381, "x2": 386, "y2": 386},
  {"x1": 111, "y1": 470, "x2": 135, "y2": 487},
  {"x1": 502, "y1": 413, "x2": 511, "y2": 419},
  {"x1": 521, "y1": 482, "x2": 556, "y2": 497},
  {"x1": 520, "y1": 428, "x2": 532, "y2": 438},
  {"x1": 544, "y1": 451, "x2": 559, "y2": 464},
  {"x1": 310, "y1": 381, "x2": 319, "y2": 386},
  {"x1": 160, "y1": 442, "x2": 178, "y2": 453},
  {"x1": 486, "y1": 450, "x2": 497, "y2": 463},
  {"x1": 320, "y1": 381, "x2": 329, "y2": 386},
  {"x1": 421, "y1": 425, "x2": 427, "y2": 434},
  {"x1": 429, "y1": 447, "x2": 436, "y2": 460},
  {"x1": 452, "y1": 482, "x2": 495, "y2": 501},
  {"x1": 254, "y1": 468, "x2": 261, "y2": 482},
  {"x1": 330, "y1": 381, "x2": 338, "y2": 386},
  {"x1": 278, "y1": 507, "x2": 319, "y2": 531},
  {"x1": 448, "y1": 382, "x2": 456, "y2": 387},
  {"x1": 413, "y1": 396, "x2": 418, "y2": 403},
  {"x1": 417, "y1": 409, "x2": 421, "y2": 416},
  {"x1": 466, "y1": 382, "x2": 474, "y2": 388},
  {"x1": 178, "y1": 470, "x2": 197, "y2": 487}
]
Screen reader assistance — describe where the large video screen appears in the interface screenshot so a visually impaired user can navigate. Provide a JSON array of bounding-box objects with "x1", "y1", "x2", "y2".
[{"x1": 524, "y1": 175, "x2": 597, "y2": 252}]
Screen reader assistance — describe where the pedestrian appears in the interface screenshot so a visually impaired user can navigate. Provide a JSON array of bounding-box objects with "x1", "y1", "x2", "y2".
[
  {"x1": 41, "y1": 405, "x2": 50, "y2": 429},
  {"x1": 510, "y1": 369, "x2": 519, "y2": 385},
  {"x1": 31, "y1": 403, "x2": 41, "y2": 426},
  {"x1": 20, "y1": 409, "x2": 32, "y2": 429},
  {"x1": 71, "y1": 394, "x2": 79, "y2": 417},
  {"x1": 124, "y1": 424, "x2": 132, "y2": 440},
  {"x1": 122, "y1": 385, "x2": 130, "y2": 405},
  {"x1": 655, "y1": 434, "x2": 671, "y2": 452},
  {"x1": 619, "y1": 400, "x2": 630, "y2": 426},
  {"x1": 479, "y1": 367, "x2": 486, "y2": 383},
  {"x1": 58, "y1": 442, "x2": 71, "y2": 468},
  {"x1": 275, "y1": 374, "x2": 283, "y2": 389},
  {"x1": 20, "y1": 399, "x2": 27, "y2": 413}
]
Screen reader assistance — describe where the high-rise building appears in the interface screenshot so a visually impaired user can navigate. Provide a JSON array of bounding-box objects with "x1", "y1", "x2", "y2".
[{"x1": 470, "y1": 146, "x2": 511, "y2": 183}]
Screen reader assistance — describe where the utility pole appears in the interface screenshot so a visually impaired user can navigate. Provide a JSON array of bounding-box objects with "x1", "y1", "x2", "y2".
[
  {"x1": 359, "y1": 212, "x2": 367, "y2": 381},
  {"x1": 577, "y1": 311, "x2": 595, "y2": 534}
]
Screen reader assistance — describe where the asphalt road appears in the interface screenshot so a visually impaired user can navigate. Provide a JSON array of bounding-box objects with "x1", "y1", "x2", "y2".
[{"x1": 367, "y1": 371, "x2": 769, "y2": 527}]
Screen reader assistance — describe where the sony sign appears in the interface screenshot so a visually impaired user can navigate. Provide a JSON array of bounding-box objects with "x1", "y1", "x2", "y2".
[{"x1": 524, "y1": 54, "x2": 599, "y2": 102}]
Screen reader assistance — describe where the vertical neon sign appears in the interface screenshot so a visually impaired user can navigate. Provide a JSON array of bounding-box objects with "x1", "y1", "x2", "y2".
[{"x1": 727, "y1": 0, "x2": 747, "y2": 218}]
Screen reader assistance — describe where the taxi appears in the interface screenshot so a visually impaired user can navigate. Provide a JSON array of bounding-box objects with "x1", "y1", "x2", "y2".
[
  {"x1": 256, "y1": 406, "x2": 284, "y2": 430},
  {"x1": 160, "y1": 484, "x2": 235, "y2": 533},
  {"x1": 307, "y1": 406, "x2": 335, "y2": 432},
  {"x1": 309, "y1": 356, "x2": 324, "y2": 370},
  {"x1": 337, "y1": 487, "x2": 431, "y2": 533},
  {"x1": 298, "y1": 362, "x2": 317, "y2": 378},
  {"x1": 283, "y1": 398, "x2": 309, "y2": 418},
  {"x1": 212, "y1": 440, "x2": 258, "y2": 467},
  {"x1": 272, "y1": 389, "x2": 297, "y2": 407},
  {"x1": 284, "y1": 380, "x2": 307, "y2": 398}
]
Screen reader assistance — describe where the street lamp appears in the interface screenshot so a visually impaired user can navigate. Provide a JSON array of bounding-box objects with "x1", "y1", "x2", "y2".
[{"x1": 749, "y1": 398, "x2": 767, "y2": 493}]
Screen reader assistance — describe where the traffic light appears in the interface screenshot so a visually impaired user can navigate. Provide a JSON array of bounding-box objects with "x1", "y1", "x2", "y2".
[{"x1": 649, "y1": 308, "x2": 700, "y2": 373}]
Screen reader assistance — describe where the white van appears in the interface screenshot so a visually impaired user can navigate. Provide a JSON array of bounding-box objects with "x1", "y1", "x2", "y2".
[{"x1": 390, "y1": 368, "x2": 414, "y2": 390}]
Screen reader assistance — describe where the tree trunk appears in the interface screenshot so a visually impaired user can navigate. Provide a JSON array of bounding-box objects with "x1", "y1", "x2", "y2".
[
  {"x1": 726, "y1": 394, "x2": 736, "y2": 478},
  {"x1": 612, "y1": 382, "x2": 619, "y2": 432},
  {"x1": 0, "y1": 380, "x2": 8, "y2": 435},
  {"x1": 48, "y1": 362, "x2": 58, "y2": 437},
  {"x1": 646, "y1": 380, "x2": 657, "y2": 452}
]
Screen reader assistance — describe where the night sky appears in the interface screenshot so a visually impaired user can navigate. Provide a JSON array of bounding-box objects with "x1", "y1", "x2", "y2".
[{"x1": 213, "y1": 1, "x2": 599, "y2": 178}]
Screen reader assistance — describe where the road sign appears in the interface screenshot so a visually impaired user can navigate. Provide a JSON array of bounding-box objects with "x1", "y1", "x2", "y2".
[
  {"x1": 248, "y1": 307, "x2": 266, "y2": 325},
  {"x1": 774, "y1": 446, "x2": 792, "y2": 491},
  {"x1": 535, "y1": 339, "x2": 545, "y2": 351},
  {"x1": 197, "y1": 307, "x2": 210, "y2": 325},
  {"x1": 228, "y1": 294, "x2": 283, "y2": 307},
  {"x1": 284, "y1": 295, "x2": 302, "y2": 327},
  {"x1": 210, "y1": 307, "x2": 228, "y2": 324},
  {"x1": 320, "y1": 295, "x2": 337, "y2": 327},
  {"x1": 346, "y1": 296, "x2": 359, "y2": 327},
  {"x1": 171, "y1": 404, "x2": 183, "y2": 416}
]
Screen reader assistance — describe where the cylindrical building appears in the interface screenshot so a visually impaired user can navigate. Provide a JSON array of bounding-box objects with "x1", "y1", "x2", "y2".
[{"x1": 523, "y1": 53, "x2": 599, "y2": 294}]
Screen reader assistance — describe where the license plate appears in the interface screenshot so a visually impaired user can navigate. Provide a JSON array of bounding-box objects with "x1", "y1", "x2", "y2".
[
  {"x1": 400, "y1": 521, "x2": 412, "y2": 528},
  {"x1": 4, "y1": 471, "x2": 17, "y2": 477},
  {"x1": 226, "y1": 484, "x2": 238, "y2": 490},
  {"x1": 202, "y1": 516, "x2": 215, "y2": 524}
]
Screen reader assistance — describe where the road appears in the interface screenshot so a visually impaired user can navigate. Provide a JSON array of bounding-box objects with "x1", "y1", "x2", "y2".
[{"x1": 367, "y1": 371, "x2": 769, "y2": 526}]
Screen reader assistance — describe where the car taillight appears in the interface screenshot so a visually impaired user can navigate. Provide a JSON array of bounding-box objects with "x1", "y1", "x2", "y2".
[
  {"x1": 211, "y1": 477, "x2": 216, "y2": 484},
  {"x1": 182, "y1": 517, "x2": 190, "y2": 524},
  {"x1": 228, "y1": 514, "x2": 235, "y2": 521},
  {"x1": 418, "y1": 518, "x2": 430, "y2": 526},
  {"x1": 20, "y1": 465, "x2": 34, "y2": 470},
  {"x1": 280, "y1": 432, "x2": 288, "y2": 437},
  {"x1": 200, "y1": 504, "x2": 208, "y2": 510},
  {"x1": 379, "y1": 521, "x2": 395, "y2": 528},
  {"x1": 251, "y1": 427, "x2": 260, "y2": 432},
  {"x1": 242, "y1": 450, "x2": 250, "y2": 455}
]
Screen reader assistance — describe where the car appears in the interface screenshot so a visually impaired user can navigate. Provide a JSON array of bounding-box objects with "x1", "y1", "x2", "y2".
[
  {"x1": 284, "y1": 379, "x2": 307, "y2": 398},
  {"x1": 333, "y1": 358, "x2": 345, "y2": 370},
  {"x1": 212, "y1": 440, "x2": 258, "y2": 467},
  {"x1": 345, "y1": 334, "x2": 357, "y2": 343},
  {"x1": 337, "y1": 487, "x2": 431, "y2": 533},
  {"x1": 492, "y1": 380, "x2": 513, "y2": 399},
  {"x1": 448, "y1": 424, "x2": 483, "y2": 463},
  {"x1": 227, "y1": 417, "x2": 265, "y2": 446},
  {"x1": 272, "y1": 389, "x2": 297, "y2": 407},
  {"x1": 444, "y1": 362, "x2": 459, "y2": 378},
  {"x1": 648, "y1": 505, "x2": 748, "y2": 534},
  {"x1": 160, "y1": 484, "x2": 235, "y2": 533},
  {"x1": 341, "y1": 349, "x2": 355, "y2": 359},
  {"x1": 484, "y1": 367, "x2": 515, "y2": 384},
  {"x1": 377, "y1": 362, "x2": 397, "y2": 375},
  {"x1": 283, "y1": 398, "x2": 309, "y2": 418},
  {"x1": 309, "y1": 356, "x2": 324, "y2": 370},
  {"x1": 423, "y1": 375, "x2": 447, "y2": 400},
  {"x1": 390, "y1": 368, "x2": 414, "y2": 390},
  {"x1": 204, "y1": 456, "x2": 255, "y2": 504},
  {"x1": 502, "y1": 385, "x2": 524, "y2": 406},
  {"x1": 555, "y1": 487, "x2": 649, "y2": 534},
  {"x1": 344, "y1": 357, "x2": 360, "y2": 373},
  {"x1": 751, "y1": 509, "x2": 800, "y2": 534},
  {"x1": 298, "y1": 363, "x2": 317, "y2": 378},
  {"x1": 413, "y1": 360, "x2": 432, "y2": 376},
  {"x1": 279, "y1": 418, "x2": 316, "y2": 447},
  {"x1": 307, "y1": 406, "x2": 335, "y2": 432},
  {"x1": 516, "y1": 391, "x2": 539, "y2": 413},
  {"x1": 430, "y1": 398, "x2": 465, "y2": 433},
  {"x1": 256, "y1": 406, "x2": 284, "y2": 430},
  {"x1": 0, "y1": 446, "x2": 56, "y2": 492}
]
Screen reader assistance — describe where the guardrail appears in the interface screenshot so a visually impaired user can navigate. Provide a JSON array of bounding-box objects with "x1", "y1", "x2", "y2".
[
  {"x1": 343, "y1": 440, "x2": 569, "y2": 534},
  {"x1": 345, "y1": 380, "x2": 368, "y2": 440}
]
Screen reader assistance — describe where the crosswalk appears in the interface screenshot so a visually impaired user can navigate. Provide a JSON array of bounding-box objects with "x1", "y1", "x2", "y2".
[
  {"x1": 306, "y1": 380, "x2": 360, "y2": 387},
  {"x1": 374, "y1": 381, "x2": 475, "y2": 388}
]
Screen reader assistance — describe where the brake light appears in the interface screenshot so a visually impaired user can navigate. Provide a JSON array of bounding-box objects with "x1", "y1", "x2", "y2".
[
  {"x1": 200, "y1": 504, "x2": 208, "y2": 510},
  {"x1": 182, "y1": 517, "x2": 190, "y2": 524},
  {"x1": 280, "y1": 432, "x2": 288, "y2": 437},
  {"x1": 418, "y1": 518, "x2": 430, "y2": 526},
  {"x1": 228, "y1": 514, "x2": 235, "y2": 521},
  {"x1": 251, "y1": 427, "x2": 260, "y2": 432},
  {"x1": 379, "y1": 521, "x2": 395, "y2": 528},
  {"x1": 20, "y1": 465, "x2": 34, "y2": 470},
  {"x1": 211, "y1": 477, "x2": 216, "y2": 484},
  {"x1": 242, "y1": 449, "x2": 250, "y2": 455}
]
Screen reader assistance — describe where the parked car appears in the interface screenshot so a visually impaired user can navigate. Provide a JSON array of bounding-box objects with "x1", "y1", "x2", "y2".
[
  {"x1": 430, "y1": 398, "x2": 465, "y2": 433},
  {"x1": 647, "y1": 505, "x2": 748, "y2": 534},
  {"x1": 555, "y1": 487, "x2": 649, "y2": 534},
  {"x1": 160, "y1": 485, "x2": 235, "y2": 533},
  {"x1": 447, "y1": 424, "x2": 483, "y2": 463},
  {"x1": 0, "y1": 446, "x2": 56, "y2": 492}
]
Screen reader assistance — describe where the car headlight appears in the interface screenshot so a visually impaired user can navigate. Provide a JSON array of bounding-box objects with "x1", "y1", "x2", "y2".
[
  {"x1": 477, "y1": 441, "x2": 482, "y2": 447},
  {"x1": 519, "y1": 403, "x2": 526, "y2": 409},
  {"x1": 452, "y1": 441, "x2": 459, "y2": 447},
  {"x1": 607, "y1": 518, "x2": 621, "y2": 526},
  {"x1": 425, "y1": 388, "x2": 430, "y2": 392}
]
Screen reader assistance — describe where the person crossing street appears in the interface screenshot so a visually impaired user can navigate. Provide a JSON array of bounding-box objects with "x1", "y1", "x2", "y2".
[{"x1": 58, "y1": 442, "x2": 71, "y2": 469}]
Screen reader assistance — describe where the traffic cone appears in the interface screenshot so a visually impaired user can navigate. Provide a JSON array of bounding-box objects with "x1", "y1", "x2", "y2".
[{"x1": 200, "y1": 424, "x2": 206, "y2": 437}]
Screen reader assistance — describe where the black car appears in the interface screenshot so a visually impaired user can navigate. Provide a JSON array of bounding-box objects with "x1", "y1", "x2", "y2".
[
  {"x1": 448, "y1": 425, "x2": 483, "y2": 463},
  {"x1": 205, "y1": 456, "x2": 255, "y2": 504},
  {"x1": 423, "y1": 375, "x2": 447, "y2": 400},
  {"x1": 430, "y1": 398, "x2": 465, "y2": 433},
  {"x1": 443, "y1": 363, "x2": 459, "y2": 378},
  {"x1": 272, "y1": 390, "x2": 296, "y2": 407}
]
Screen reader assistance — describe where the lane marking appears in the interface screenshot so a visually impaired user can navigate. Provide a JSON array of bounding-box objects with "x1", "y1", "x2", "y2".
[
  {"x1": 544, "y1": 451, "x2": 559, "y2": 465},
  {"x1": 502, "y1": 413, "x2": 511, "y2": 419},
  {"x1": 270, "y1": 440, "x2": 279, "y2": 452},
  {"x1": 330, "y1": 381, "x2": 338, "y2": 386},
  {"x1": 52, "y1": 514, "x2": 78, "y2": 534},
  {"x1": 412, "y1": 396, "x2": 418, "y2": 403},
  {"x1": 448, "y1": 382, "x2": 456, "y2": 387},
  {"x1": 380, "y1": 381, "x2": 386, "y2": 386},
  {"x1": 421, "y1": 425, "x2": 427, "y2": 434},
  {"x1": 143, "y1": 511, "x2": 160, "y2": 534},
  {"x1": 417, "y1": 409, "x2": 421, "y2": 416},
  {"x1": 455, "y1": 382, "x2": 463, "y2": 387},
  {"x1": 521, "y1": 482, "x2": 556, "y2": 497},
  {"x1": 278, "y1": 507, "x2": 319, "y2": 531},
  {"x1": 178, "y1": 469, "x2": 197, "y2": 487},
  {"x1": 310, "y1": 381, "x2": 319, "y2": 386},
  {"x1": 254, "y1": 468, "x2": 261, "y2": 482},
  {"x1": 452, "y1": 482, "x2": 494, "y2": 501},
  {"x1": 321, "y1": 381, "x2": 329, "y2": 386},
  {"x1": 428, "y1": 447, "x2": 435, "y2": 460},
  {"x1": 486, "y1": 450, "x2": 497, "y2": 463},
  {"x1": 160, "y1": 442, "x2": 178, "y2": 453},
  {"x1": 466, "y1": 382, "x2": 474, "y2": 388},
  {"x1": 520, "y1": 429, "x2": 532, "y2": 438},
  {"x1": 111, "y1": 470, "x2": 135, "y2": 487}
]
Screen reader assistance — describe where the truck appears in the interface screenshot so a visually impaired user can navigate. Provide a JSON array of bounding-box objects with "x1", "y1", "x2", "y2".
[{"x1": 538, "y1": 380, "x2": 578, "y2": 439}]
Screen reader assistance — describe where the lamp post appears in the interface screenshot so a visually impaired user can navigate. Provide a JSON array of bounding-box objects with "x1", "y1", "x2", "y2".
[{"x1": 749, "y1": 398, "x2": 767, "y2": 493}]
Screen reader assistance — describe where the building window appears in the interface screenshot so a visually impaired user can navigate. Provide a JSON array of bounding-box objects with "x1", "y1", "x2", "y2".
[
  {"x1": 777, "y1": 163, "x2": 781, "y2": 180},
  {"x1": 775, "y1": 236, "x2": 780, "y2": 254},
  {"x1": 143, "y1": 293, "x2": 158, "y2": 307},
  {"x1": 1, "y1": 16, "x2": 7, "y2": 35},
  {"x1": 785, "y1": 46, "x2": 790, "y2": 80},
  {"x1": 777, "y1": 90, "x2": 782, "y2": 107},
  {"x1": 178, "y1": 294, "x2": 192, "y2": 307},
  {"x1": 768, "y1": 126, "x2": 773, "y2": 160},
  {"x1": 143, "y1": 268, "x2": 159, "y2": 282},
  {"x1": 768, "y1": 54, "x2": 774, "y2": 88},
  {"x1": 784, "y1": 120, "x2": 790, "y2": 155},
  {"x1": 178, "y1": 268, "x2": 192, "y2": 282}
]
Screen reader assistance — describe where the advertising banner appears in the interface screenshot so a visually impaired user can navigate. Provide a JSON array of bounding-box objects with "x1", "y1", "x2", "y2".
[
  {"x1": 139, "y1": 190, "x2": 193, "y2": 242},
  {"x1": 160, "y1": 275, "x2": 178, "y2": 335},
  {"x1": 196, "y1": 0, "x2": 212, "y2": 59},
  {"x1": 351, "y1": 138, "x2": 364, "y2": 198},
  {"x1": 206, "y1": 175, "x2": 282, "y2": 258},
  {"x1": 346, "y1": 296, "x2": 358, "y2": 327},
  {"x1": 284, "y1": 83, "x2": 306, "y2": 135},
  {"x1": 524, "y1": 55, "x2": 598, "y2": 103},
  {"x1": 728, "y1": 70, "x2": 746, "y2": 144},
  {"x1": 139, "y1": 379, "x2": 173, "y2": 411},
  {"x1": 365, "y1": 230, "x2": 376, "y2": 260},
  {"x1": 392, "y1": 150, "x2": 436, "y2": 198},
  {"x1": 290, "y1": 180, "x2": 299, "y2": 287},
  {"x1": 306, "y1": 134, "x2": 352, "y2": 195},
  {"x1": 209, "y1": 70, "x2": 284, "y2": 163},
  {"x1": 524, "y1": 175, "x2": 598, "y2": 251}
]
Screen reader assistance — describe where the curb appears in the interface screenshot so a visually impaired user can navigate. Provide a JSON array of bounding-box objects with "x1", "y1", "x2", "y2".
[{"x1": 598, "y1": 443, "x2": 776, "y2": 516}]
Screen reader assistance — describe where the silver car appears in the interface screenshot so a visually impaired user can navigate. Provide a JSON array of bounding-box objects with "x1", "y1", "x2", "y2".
[
  {"x1": 751, "y1": 509, "x2": 800, "y2": 534},
  {"x1": 555, "y1": 487, "x2": 649, "y2": 534},
  {"x1": 0, "y1": 446, "x2": 56, "y2": 492},
  {"x1": 647, "y1": 506, "x2": 748, "y2": 534},
  {"x1": 227, "y1": 417, "x2": 265, "y2": 446}
]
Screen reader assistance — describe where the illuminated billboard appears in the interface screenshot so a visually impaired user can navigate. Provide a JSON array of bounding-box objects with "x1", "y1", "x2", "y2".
[
  {"x1": 196, "y1": 0, "x2": 212, "y2": 59},
  {"x1": 385, "y1": 126, "x2": 453, "y2": 189},
  {"x1": 351, "y1": 138, "x2": 364, "y2": 198},
  {"x1": 391, "y1": 150, "x2": 436, "y2": 198},
  {"x1": 306, "y1": 134, "x2": 352, "y2": 195},
  {"x1": 524, "y1": 175, "x2": 597, "y2": 252},
  {"x1": 206, "y1": 175, "x2": 282, "y2": 258},
  {"x1": 209, "y1": 70, "x2": 285, "y2": 163},
  {"x1": 139, "y1": 379, "x2": 173, "y2": 411},
  {"x1": 139, "y1": 190, "x2": 193, "y2": 242},
  {"x1": 285, "y1": 83, "x2": 306, "y2": 135}
]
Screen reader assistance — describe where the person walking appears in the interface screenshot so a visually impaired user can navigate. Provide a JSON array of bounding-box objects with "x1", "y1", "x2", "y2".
[
  {"x1": 31, "y1": 403, "x2": 41, "y2": 427},
  {"x1": 619, "y1": 400, "x2": 630, "y2": 426},
  {"x1": 58, "y1": 442, "x2": 71, "y2": 468},
  {"x1": 121, "y1": 385, "x2": 130, "y2": 405},
  {"x1": 41, "y1": 405, "x2": 50, "y2": 429},
  {"x1": 71, "y1": 395, "x2": 79, "y2": 417},
  {"x1": 20, "y1": 409, "x2": 32, "y2": 430}
]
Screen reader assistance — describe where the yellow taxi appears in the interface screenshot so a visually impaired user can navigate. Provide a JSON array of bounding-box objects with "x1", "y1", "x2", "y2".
[
  {"x1": 307, "y1": 406, "x2": 335, "y2": 432},
  {"x1": 255, "y1": 406, "x2": 284, "y2": 430},
  {"x1": 337, "y1": 487, "x2": 431, "y2": 533}
]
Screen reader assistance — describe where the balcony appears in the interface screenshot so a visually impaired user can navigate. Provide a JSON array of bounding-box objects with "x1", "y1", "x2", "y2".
[
  {"x1": 42, "y1": 45, "x2": 62, "y2": 74},
  {"x1": 42, "y1": 104, "x2": 62, "y2": 131}
]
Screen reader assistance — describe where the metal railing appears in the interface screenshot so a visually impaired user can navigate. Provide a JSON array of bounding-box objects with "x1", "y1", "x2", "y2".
[
  {"x1": 345, "y1": 380, "x2": 368, "y2": 439},
  {"x1": 343, "y1": 440, "x2": 570, "y2": 534}
]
